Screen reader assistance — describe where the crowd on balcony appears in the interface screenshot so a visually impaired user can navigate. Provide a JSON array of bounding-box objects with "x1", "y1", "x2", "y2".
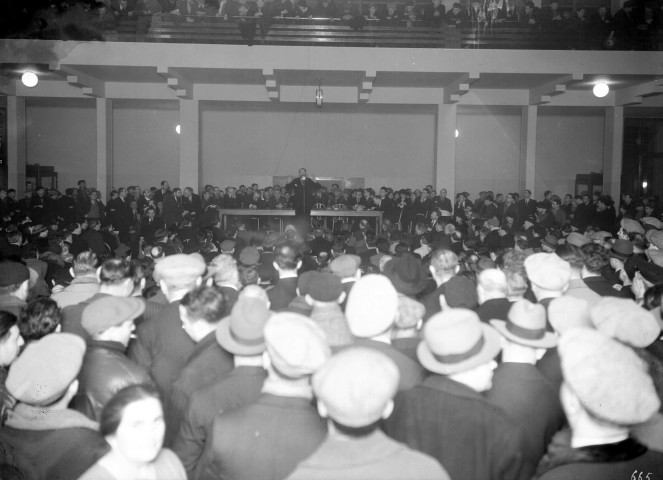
[
  {"x1": 1, "y1": 173, "x2": 663, "y2": 479},
  {"x1": 3, "y1": 0, "x2": 661, "y2": 49}
]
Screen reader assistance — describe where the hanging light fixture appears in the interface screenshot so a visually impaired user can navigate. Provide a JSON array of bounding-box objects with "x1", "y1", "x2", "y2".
[
  {"x1": 21, "y1": 71, "x2": 39, "y2": 88},
  {"x1": 315, "y1": 80, "x2": 323, "y2": 108}
]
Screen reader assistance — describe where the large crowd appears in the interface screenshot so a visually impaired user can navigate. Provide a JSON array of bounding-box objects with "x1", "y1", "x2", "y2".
[
  {"x1": 4, "y1": 0, "x2": 661, "y2": 50},
  {"x1": 1, "y1": 175, "x2": 663, "y2": 479}
]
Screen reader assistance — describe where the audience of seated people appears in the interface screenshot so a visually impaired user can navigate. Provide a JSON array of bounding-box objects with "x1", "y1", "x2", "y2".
[
  {"x1": 4, "y1": 0, "x2": 661, "y2": 50},
  {"x1": 1, "y1": 177, "x2": 663, "y2": 479}
]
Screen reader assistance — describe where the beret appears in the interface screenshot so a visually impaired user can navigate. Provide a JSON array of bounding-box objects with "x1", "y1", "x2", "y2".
[
  {"x1": 566, "y1": 232, "x2": 591, "y2": 247},
  {"x1": 346, "y1": 274, "x2": 398, "y2": 338},
  {"x1": 82, "y1": 296, "x2": 146, "y2": 336},
  {"x1": 154, "y1": 253, "x2": 206, "y2": 286},
  {"x1": 313, "y1": 348, "x2": 399, "y2": 427},
  {"x1": 239, "y1": 246, "x2": 260, "y2": 266},
  {"x1": 264, "y1": 313, "x2": 330, "y2": 378},
  {"x1": 0, "y1": 261, "x2": 29, "y2": 287},
  {"x1": 306, "y1": 272, "x2": 343, "y2": 302},
  {"x1": 621, "y1": 218, "x2": 645, "y2": 235},
  {"x1": 646, "y1": 229, "x2": 663, "y2": 249},
  {"x1": 7, "y1": 333, "x2": 86, "y2": 406},
  {"x1": 329, "y1": 254, "x2": 361, "y2": 278},
  {"x1": 524, "y1": 253, "x2": 571, "y2": 291},
  {"x1": 560, "y1": 328, "x2": 659, "y2": 425},
  {"x1": 220, "y1": 239, "x2": 236, "y2": 252},
  {"x1": 547, "y1": 296, "x2": 593, "y2": 334},
  {"x1": 642, "y1": 217, "x2": 663, "y2": 230},
  {"x1": 590, "y1": 297, "x2": 660, "y2": 348}
]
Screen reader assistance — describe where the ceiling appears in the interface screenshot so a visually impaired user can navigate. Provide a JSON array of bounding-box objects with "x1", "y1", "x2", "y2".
[{"x1": 1, "y1": 40, "x2": 662, "y2": 108}]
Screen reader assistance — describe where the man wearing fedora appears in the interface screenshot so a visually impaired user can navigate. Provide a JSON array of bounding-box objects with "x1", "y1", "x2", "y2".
[
  {"x1": 194, "y1": 313, "x2": 330, "y2": 480},
  {"x1": 165, "y1": 285, "x2": 234, "y2": 447},
  {"x1": 174, "y1": 294, "x2": 270, "y2": 479},
  {"x1": 385, "y1": 309, "x2": 528, "y2": 480},
  {"x1": 286, "y1": 348, "x2": 450, "y2": 480},
  {"x1": 488, "y1": 300, "x2": 565, "y2": 473},
  {"x1": 536, "y1": 329, "x2": 663, "y2": 479}
]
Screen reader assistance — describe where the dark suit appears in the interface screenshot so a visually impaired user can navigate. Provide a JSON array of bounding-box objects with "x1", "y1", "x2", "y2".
[
  {"x1": 350, "y1": 338, "x2": 425, "y2": 391},
  {"x1": 385, "y1": 374, "x2": 528, "y2": 480},
  {"x1": 474, "y1": 297, "x2": 512, "y2": 323},
  {"x1": 139, "y1": 215, "x2": 166, "y2": 244},
  {"x1": 165, "y1": 332, "x2": 234, "y2": 447},
  {"x1": 174, "y1": 366, "x2": 267, "y2": 479},
  {"x1": 487, "y1": 363, "x2": 565, "y2": 471},
  {"x1": 128, "y1": 300, "x2": 196, "y2": 398},
  {"x1": 583, "y1": 275, "x2": 634, "y2": 299},
  {"x1": 267, "y1": 276, "x2": 299, "y2": 311},
  {"x1": 517, "y1": 198, "x2": 537, "y2": 221},
  {"x1": 285, "y1": 177, "x2": 322, "y2": 217},
  {"x1": 194, "y1": 394, "x2": 327, "y2": 480}
]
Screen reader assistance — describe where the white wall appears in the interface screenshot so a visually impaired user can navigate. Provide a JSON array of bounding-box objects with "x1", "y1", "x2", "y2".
[
  {"x1": 200, "y1": 102, "x2": 436, "y2": 191},
  {"x1": 25, "y1": 98, "x2": 96, "y2": 191},
  {"x1": 456, "y1": 106, "x2": 523, "y2": 198},
  {"x1": 112, "y1": 100, "x2": 180, "y2": 192},
  {"x1": 536, "y1": 107, "x2": 605, "y2": 198}
]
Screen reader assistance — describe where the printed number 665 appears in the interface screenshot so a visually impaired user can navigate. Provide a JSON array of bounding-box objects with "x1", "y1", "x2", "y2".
[{"x1": 631, "y1": 471, "x2": 652, "y2": 480}]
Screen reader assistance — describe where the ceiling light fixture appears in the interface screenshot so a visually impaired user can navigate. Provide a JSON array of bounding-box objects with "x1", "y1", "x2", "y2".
[
  {"x1": 455, "y1": 129, "x2": 459, "y2": 138},
  {"x1": 176, "y1": 124, "x2": 181, "y2": 134},
  {"x1": 593, "y1": 82, "x2": 609, "y2": 98},
  {"x1": 21, "y1": 71, "x2": 38, "y2": 88}
]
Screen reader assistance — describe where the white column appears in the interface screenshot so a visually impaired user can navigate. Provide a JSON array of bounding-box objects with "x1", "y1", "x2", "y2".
[
  {"x1": 520, "y1": 106, "x2": 538, "y2": 196},
  {"x1": 435, "y1": 103, "x2": 457, "y2": 200},
  {"x1": 7, "y1": 96, "x2": 26, "y2": 191},
  {"x1": 179, "y1": 99, "x2": 200, "y2": 192},
  {"x1": 96, "y1": 98, "x2": 113, "y2": 198},
  {"x1": 603, "y1": 106, "x2": 624, "y2": 198}
]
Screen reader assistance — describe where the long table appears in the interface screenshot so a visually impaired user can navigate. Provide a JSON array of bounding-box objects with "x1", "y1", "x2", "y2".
[{"x1": 219, "y1": 208, "x2": 383, "y2": 231}]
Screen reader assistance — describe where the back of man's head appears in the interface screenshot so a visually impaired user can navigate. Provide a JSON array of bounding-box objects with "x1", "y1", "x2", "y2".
[
  {"x1": 477, "y1": 268, "x2": 508, "y2": 301},
  {"x1": 274, "y1": 243, "x2": 301, "y2": 271},
  {"x1": 73, "y1": 251, "x2": 98, "y2": 277},
  {"x1": 430, "y1": 249, "x2": 459, "y2": 277}
]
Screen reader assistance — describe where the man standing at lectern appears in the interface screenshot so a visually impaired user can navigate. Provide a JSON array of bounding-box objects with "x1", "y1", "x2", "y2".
[{"x1": 286, "y1": 168, "x2": 322, "y2": 231}]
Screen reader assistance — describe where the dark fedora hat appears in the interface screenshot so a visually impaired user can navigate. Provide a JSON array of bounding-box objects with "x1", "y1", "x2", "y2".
[{"x1": 383, "y1": 252, "x2": 429, "y2": 296}]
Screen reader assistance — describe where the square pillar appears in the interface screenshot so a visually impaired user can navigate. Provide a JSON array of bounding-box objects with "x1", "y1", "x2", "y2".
[
  {"x1": 603, "y1": 106, "x2": 624, "y2": 198},
  {"x1": 179, "y1": 99, "x2": 200, "y2": 192},
  {"x1": 520, "y1": 106, "x2": 537, "y2": 196},
  {"x1": 96, "y1": 98, "x2": 113, "y2": 198},
  {"x1": 7, "y1": 96, "x2": 26, "y2": 191},
  {"x1": 435, "y1": 104, "x2": 457, "y2": 200}
]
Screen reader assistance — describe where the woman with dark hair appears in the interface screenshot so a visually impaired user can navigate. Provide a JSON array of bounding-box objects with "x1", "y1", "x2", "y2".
[
  {"x1": 18, "y1": 297, "x2": 62, "y2": 343},
  {"x1": 0, "y1": 311, "x2": 24, "y2": 424},
  {"x1": 79, "y1": 384, "x2": 186, "y2": 480}
]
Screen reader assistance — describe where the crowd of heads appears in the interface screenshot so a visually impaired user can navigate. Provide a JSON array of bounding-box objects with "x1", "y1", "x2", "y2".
[{"x1": 1, "y1": 178, "x2": 663, "y2": 479}]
